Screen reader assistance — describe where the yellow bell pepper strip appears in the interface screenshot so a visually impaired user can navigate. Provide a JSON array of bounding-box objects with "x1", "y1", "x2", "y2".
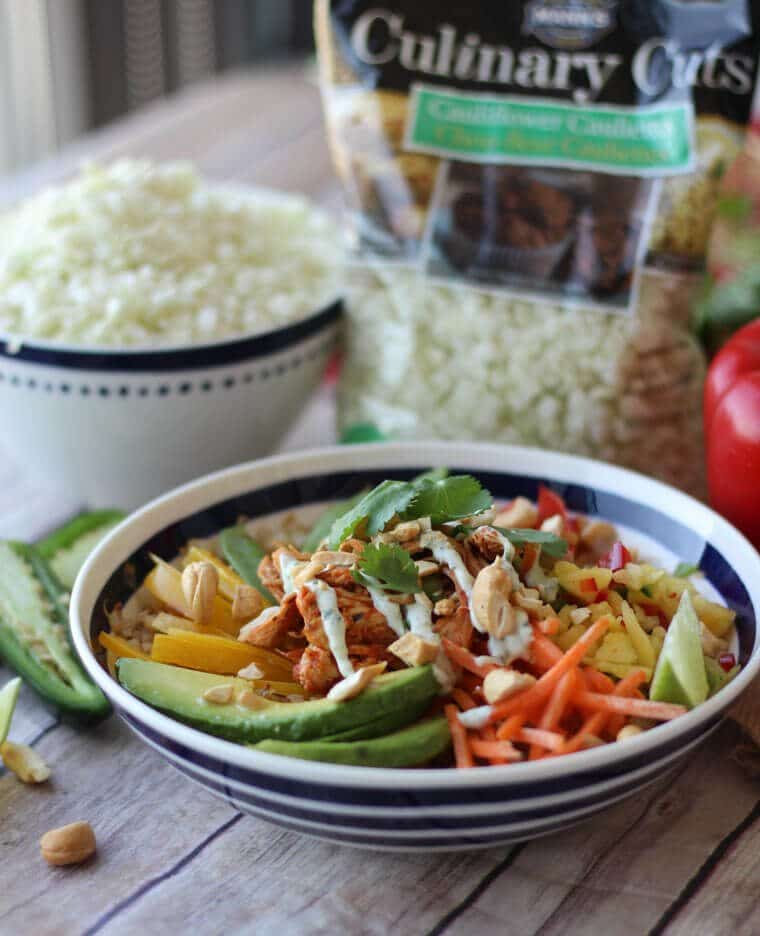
[
  {"x1": 150, "y1": 630, "x2": 294, "y2": 680},
  {"x1": 143, "y1": 556, "x2": 238, "y2": 636},
  {"x1": 182, "y1": 546, "x2": 245, "y2": 602},
  {"x1": 98, "y1": 631, "x2": 149, "y2": 661}
]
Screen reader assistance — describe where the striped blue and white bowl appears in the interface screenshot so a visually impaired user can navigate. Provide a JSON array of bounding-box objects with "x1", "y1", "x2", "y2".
[
  {"x1": 70, "y1": 443, "x2": 760, "y2": 851},
  {"x1": 0, "y1": 299, "x2": 341, "y2": 510}
]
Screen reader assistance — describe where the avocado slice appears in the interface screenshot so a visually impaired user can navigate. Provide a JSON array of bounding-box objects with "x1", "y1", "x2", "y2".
[
  {"x1": 252, "y1": 717, "x2": 451, "y2": 767},
  {"x1": 321, "y1": 696, "x2": 432, "y2": 742},
  {"x1": 117, "y1": 659, "x2": 439, "y2": 743}
]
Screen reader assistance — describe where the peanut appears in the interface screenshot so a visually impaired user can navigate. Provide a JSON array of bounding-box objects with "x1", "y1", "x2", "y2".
[
  {"x1": 327, "y1": 662, "x2": 386, "y2": 702},
  {"x1": 202, "y1": 684, "x2": 234, "y2": 705},
  {"x1": 482, "y1": 669, "x2": 536, "y2": 705},
  {"x1": 181, "y1": 561, "x2": 218, "y2": 625},
  {"x1": 40, "y1": 821, "x2": 96, "y2": 867},
  {"x1": 388, "y1": 632, "x2": 439, "y2": 667},
  {"x1": 0, "y1": 740, "x2": 51, "y2": 784},
  {"x1": 471, "y1": 563, "x2": 515, "y2": 639}
]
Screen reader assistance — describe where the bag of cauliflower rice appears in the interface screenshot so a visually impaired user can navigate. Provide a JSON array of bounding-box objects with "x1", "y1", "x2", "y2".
[{"x1": 315, "y1": 0, "x2": 760, "y2": 497}]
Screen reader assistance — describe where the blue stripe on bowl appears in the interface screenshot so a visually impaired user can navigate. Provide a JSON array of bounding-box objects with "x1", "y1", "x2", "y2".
[
  {"x1": 0, "y1": 299, "x2": 341, "y2": 372},
  {"x1": 93, "y1": 467, "x2": 756, "y2": 667},
  {"x1": 121, "y1": 708, "x2": 721, "y2": 810}
]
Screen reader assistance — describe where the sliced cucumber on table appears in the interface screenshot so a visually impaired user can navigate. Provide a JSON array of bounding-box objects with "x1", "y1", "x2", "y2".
[
  {"x1": 0, "y1": 542, "x2": 110, "y2": 720},
  {"x1": 37, "y1": 510, "x2": 125, "y2": 589}
]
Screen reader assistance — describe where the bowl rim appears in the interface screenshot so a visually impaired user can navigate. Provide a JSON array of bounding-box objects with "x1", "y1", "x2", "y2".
[
  {"x1": 70, "y1": 441, "x2": 760, "y2": 790},
  {"x1": 0, "y1": 296, "x2": 342, "y2": 366}
]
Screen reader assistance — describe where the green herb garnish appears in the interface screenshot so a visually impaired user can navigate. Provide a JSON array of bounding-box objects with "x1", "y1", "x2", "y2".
[
  {"x1": 351, "y1": 543, "x2": 420, "y2": 593},
  {"x1": 673, "y1": 562, "x2": 699, "y2": 579},
  {"x1": 327, "y1": 472, "x2": 489, "y2": 548},
  {"x1": 408, "y1": 475, "x2": 492, "y2": 525},
  {"x1": 328, "y1": 480, "x2": 417, "y2": 548}
]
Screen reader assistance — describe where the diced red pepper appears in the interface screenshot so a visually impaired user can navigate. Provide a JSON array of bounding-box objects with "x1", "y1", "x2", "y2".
[
  {"x1": 718, "y1": 652, "x2": 736, "y2": 672},
  {"x1": 537, "y1": 485, "x2": 569, "y2": 525},
  {"x1": 640, "y1": 601, "x2": 669, "y2": 628},
  {"x1": 597, "y1": 541, "x2": 632, "y2": 572},
  {"x1": 579, "y1": 577, "x2": 598, "y2": 594}
]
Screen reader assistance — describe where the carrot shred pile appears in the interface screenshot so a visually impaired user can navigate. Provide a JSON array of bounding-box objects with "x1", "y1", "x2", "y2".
[{"x1": 446, "y1": 618, "x2": 688, "y2": 768}]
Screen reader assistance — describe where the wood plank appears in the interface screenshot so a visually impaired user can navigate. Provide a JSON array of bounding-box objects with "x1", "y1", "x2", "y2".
[
  {"x1": 442, "y1": 721, "x2": 758, "y2": 936},
  {"x1": 661, "y1": 801, "x2": 760, "y2": 936},
  {"x1": 99, "y1": 814, "x2": 508, "y2": 936},
  {"x1": 0, "y1": 718, "x2": 236, "y2": 934}
]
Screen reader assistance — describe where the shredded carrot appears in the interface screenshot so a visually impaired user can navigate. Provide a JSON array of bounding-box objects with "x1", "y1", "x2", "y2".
[
  {"x1": 561, "y1": 668, "x2": 648, "y2": 754},
  {"x1": 531, "y1": 632, "x2": 563, "y2": 672},
  {"x1": 495, "y1": 714, "x2": 527, "y2": 742},
  {"x1": 445, "y1": 704, "x2": 474, "y2": 769},
  {"x1": 583, "y1": 668, "x2": 616, "y2": 694},
  {"x1": 575, "y1": 691, "x2": 685, "y2": 721},
  {"x1": 529, "y1": 668, "x2": 578, "y2": 759},
  {"x1": 470, "y1": 739, "x2": 522, "y2": 761},
  {"x1": 519, "y1": 727, "x2": 565, "y2": 752},
  {"x1": 441, "y1": 638, "x2": 491, "y2": 678},
  {"x1": 489, "y1": 617, "x2": 611, "y2": 723},
  {"x1": 451, "y1": 688, "x2": 477, "y2": 711},
  {"x1": 537, "y1": 617, "x2": 561, "y2": 636}
]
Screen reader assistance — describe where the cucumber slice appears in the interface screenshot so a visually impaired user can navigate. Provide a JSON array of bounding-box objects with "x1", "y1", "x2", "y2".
[
  {"x1": 650, "y1": 590, "x2": 709, "y2": 708},
  {"x1": 37, "y1": 511, "x2": 125, "y2": 589},
  {"x1": 0, "y1": 542, "x2": 110, "y2": 720},
  {"x1": 0, "y1": 677, "x2": 21, "y2": 745}
]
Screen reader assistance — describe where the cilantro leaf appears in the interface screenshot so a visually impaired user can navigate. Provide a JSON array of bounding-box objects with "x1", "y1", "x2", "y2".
[
  {"x1": 302, "y1": 489, "x2": 368, "y2": 552},
  {"x1": 410, "y1": 467, "x2": 449, "y2": 486},
  {"x1": 673, "y1": 562, "x2": 699, "y2": 578},
  {"x1": 352, "y1": 542, "x2": 420, "y2": 593},
  {"x1": 327, "y1": 480, "x2": 416, "y2": 548},
  {"x1": 406, "y1": 475, "x2": 492, "y2": 524}
]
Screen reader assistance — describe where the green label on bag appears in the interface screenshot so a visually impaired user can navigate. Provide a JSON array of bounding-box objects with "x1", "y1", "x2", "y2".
[{"x1": 405, "y1": 85, "x2": 693, "y2": 175}]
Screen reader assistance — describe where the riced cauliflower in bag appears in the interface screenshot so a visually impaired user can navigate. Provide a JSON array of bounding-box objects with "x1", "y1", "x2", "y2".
[{"x1": 316, "y1": 0, "x2": 760, "y2": 497}]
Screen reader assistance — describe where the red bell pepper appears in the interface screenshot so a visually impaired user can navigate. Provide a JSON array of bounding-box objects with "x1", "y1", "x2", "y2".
[
  {"x1": 597, "y1": 541, "x2": 632, "y2": 572},
  {"x1": 704, "y1": 318, "x2": 760, "y2": 548},
  {"x1": 537, "y1": 486, "x2": 568, "y2": 525}
]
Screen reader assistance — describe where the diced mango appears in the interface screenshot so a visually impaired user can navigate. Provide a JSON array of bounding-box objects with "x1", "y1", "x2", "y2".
[
  {"x1": 594, "y1": 632, "x2": 638, "y2": 665},
  {"x1": 151, "y1": 630, "x2": 293, "y2": 680},
  {"x1": 595, "y1": 660, "x2": 653, "y2": 681},
  {"x1": 619, "y1": 599, "x2": 656, "y2": 668},
  {"x1": 555, "y1": 622, "x2": 587, "y2": 652},
  {"x1": 554, "y1": 562, "x2": 613, "y2": 601},
  {"x1": 144, "y1": 558, "x2": 239, "y2": 636}
]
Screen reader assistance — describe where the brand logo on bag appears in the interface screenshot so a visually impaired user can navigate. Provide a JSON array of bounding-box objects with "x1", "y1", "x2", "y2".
[{"x1": 523, "y1": 0, "x2": 617, "y2": 49}]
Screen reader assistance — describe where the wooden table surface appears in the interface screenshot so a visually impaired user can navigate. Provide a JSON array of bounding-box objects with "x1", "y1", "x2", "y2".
[{"x1": 1, "y1": 65, "x2": 758, "y2": 936}]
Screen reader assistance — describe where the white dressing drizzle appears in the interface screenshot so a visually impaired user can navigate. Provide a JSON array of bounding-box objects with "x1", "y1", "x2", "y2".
[
  {"x1": 404, "y1": 592, "x2": 436, "y2": 641},
  {"x1": 420, "y1": 530, "x2": 480, "y2": 629},
  {"x1": 367, "y1": 587, "x2": 406, "y2": 638},
  {"x1": 487, "y1": 608, "x2": 533, "y2": 663},
  {"x1": 305, "y1": 579, "x2": 354, "y2": 677},
  {"x1": 457, "y1": 705, "x2": 493, "y2": 729},
  {"x1": 278, "y1": 551, "x2": 304, "y2": 596}
]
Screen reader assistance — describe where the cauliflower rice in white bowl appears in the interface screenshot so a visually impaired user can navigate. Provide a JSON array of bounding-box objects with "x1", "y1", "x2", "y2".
[{"x1": 0, "y1": 161, "x2": 343, "y2": 509}]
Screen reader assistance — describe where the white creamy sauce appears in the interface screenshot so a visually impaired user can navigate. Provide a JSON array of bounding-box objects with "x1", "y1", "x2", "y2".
[
  {"x1": 367, "y1": 587, "x2": 406, "y2": 637},
  {"x1": 404, "y1": 592, "x2": 437, "y2": 641},
  {"x1": 487, "y1": 608, "x2": 533, "y2": 663},
  {"x1": 305, "y1": 579, "x2": 354, "y2": 677},
  {"x1": 278, "y1": 552, "x2": 304, "y2": 596},
  {"x1": 457, "y1": 705, "x2": 494, "y2": 729},
  {"x1": 420, "y1": 530, "x2": 480, "y2": 630}
]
